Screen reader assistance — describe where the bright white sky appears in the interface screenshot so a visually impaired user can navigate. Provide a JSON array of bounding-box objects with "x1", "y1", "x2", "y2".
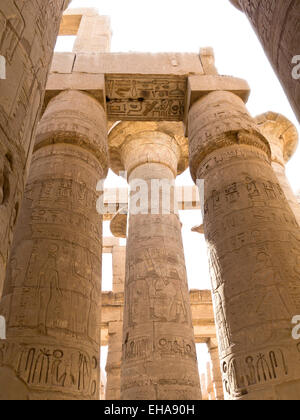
[{"x1": 57, "y1": 0, "x2": 300, "y2": 388}]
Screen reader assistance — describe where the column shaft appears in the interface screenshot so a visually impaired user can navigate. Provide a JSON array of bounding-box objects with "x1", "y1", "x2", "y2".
[
  {"x1": 110, "y1": 125, "x2": 201, "y2": 400},
  {"x1": 207, "y1": 339, "x2": 224, "y2": 400},
  {"x1": 112, "y1": 245, "x2": 126, "y2": 294},
  {"x1": 0, "y1": 90, "x2": 108, "y2": 400},
  {"x1": 0, "y1": 0, "x2": 71, "y2": 295},
  {"x1": 189, "y1": 90, "x2": 300, "y2": 400},
  {"x1": 255, "y1": 112, "x2": 300, "y2": 225},
  {"x1": 231, "y1": 0, "x2": 300, "y2": 123},
  {"x1": 105, "y1": 320, "x2": 123, "y2": 400}
]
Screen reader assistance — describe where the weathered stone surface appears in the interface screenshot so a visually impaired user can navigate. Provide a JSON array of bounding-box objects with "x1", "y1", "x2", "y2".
[
  {"x1": 44, "y1": 73, "x2": 106, "y2": 115},
  {"x1": 184, "y1": 75, "x2": 250, "y2": 135},
  {"x1": 59, "y1": 8, "x2": 112, "y2": 54},
  {"x1": 105, "y1": 320, "x2": 123, "y2": 400},
  {"x1": 101, "y1": 289, "x2": 217, "y2": 347},
  {"x1": 112, "y1": 245, "x2": 126, "y2": 294},
  {"x1": 255, "y1": 112, "x2": 300, "y2": 225},
  {"x1": 0, "y1": 90, "x2": 108, "y2": 400},
  {"x1": 109, "y1": 122, "x2": 201, "y2": 400},
  {"x1": 199, "y1": 48, "x2": 218, "y2": 76},
  {"x1": 73, "y1": 52, "x2": 204, "y2": 76},
  {"x1": 110, "y1": 209, "x2": 128, "y2": 239},
  {"x1": 0, "y1": 0, "x2": 71, "y2": 297},
  {"x1": 51, "y1": 52, "x2": 76, "y2": 74},
  {"x1": 46, "y1": 51, "x2": 205, "y2": 122},
  {"x1": 207, "y1": 338, "x2": 224, "y2": 400},
  {"x1": 101, "y1": 287, "x2": 218, "y2": 400},
  {"x1": 229, "y1": 0, "x2": 300, "y2": 123},
  {"x1": 189, "y1": 90, "x2": 300, "y2": 400}
]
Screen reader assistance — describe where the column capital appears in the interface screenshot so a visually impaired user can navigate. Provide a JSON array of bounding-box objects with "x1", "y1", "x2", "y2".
[
  {"x1": 36, "y1": 90, "x2": 109, "y2": 176},
  {"x1": 255, "y1": 112, "x2": 298, "y2": 167},
  {"x1": 108, "y1": 121, "x2": 188, "y2": 178},
  {"x1": 110, "y1": 209, "x2": 127, "y2": 238},
  {"x1": 188, "y1": 90, "x2": 270, "y2": 182}
]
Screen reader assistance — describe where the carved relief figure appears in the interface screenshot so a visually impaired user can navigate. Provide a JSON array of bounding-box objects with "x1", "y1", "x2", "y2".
[{"x1": 37, "y1": 245, "x2": 62, "y2": 335}]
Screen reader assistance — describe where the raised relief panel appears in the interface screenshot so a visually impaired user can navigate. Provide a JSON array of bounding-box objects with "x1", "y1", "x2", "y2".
[{"x1": 105, "y1": 75, "x2": 186, "y2": 121}]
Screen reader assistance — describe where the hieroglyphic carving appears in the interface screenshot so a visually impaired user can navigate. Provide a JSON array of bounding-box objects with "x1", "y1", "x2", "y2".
[
  {"x1": 189, "y1": 90, "x2": 300, "y2": 400},
  {"x1": 106, "y1": 75, "x2": 186, "y2": 121},
  {"x1": 0, "y1": 90, "x2": 108, "y2": 400},
  {"x1": 0, "y1": 0, "x2": 69, "y2": 296},
  {"x1": 235, "y1": 0, "x2": 300, "y2": 123},
  {"x1": 0, "y1": 341, "x2": 98, "y2": 399},
  {"x1": 108, "y1": 122, "x2": 201, "y2": 400},
  {"x1": 223, "y1": 348, "x2": 289, "y2": 399}
]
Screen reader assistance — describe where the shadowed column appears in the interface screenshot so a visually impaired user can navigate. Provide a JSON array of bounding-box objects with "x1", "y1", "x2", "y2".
[
  {"x1": 0, "y1": 0, "x2": 71, "y2": 296},
  {"x1": 0, "y1": 90, "x2": 108, "y2": 400},
  {"x1": 109, "y1": 122, "x2": 201, "y2": 400},
  {"x1": 229, "y1": 0, "x2": 300, "y2": 123},
  {"x1": 189, "y1": 90, "x2": 300, "y2": 400}
]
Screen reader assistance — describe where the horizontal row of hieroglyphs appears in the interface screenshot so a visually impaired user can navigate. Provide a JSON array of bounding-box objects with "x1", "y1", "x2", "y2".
[
  {"x1": 0, "y1": 341, "x2": 99, "y2": 398},
  {"x1": 222, "y1": 347, "x2": 291, "y2": 398},
  {"x1": 105, "y1": 76, "x2": 186, "y2": 121}
]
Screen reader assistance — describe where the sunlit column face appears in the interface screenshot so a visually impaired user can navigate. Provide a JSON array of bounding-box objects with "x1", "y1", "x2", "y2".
[
  {"x1": 189, "y1": 90, "x2": 300, "y2": 400},
  {"x1": 0, "y1": 90, "x2": 108, "y2": 400}
]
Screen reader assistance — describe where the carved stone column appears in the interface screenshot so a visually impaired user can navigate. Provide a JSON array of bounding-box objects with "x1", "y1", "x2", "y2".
[
  {"x1": 112, "y1": 244, "x2": 126, "y2": 294},
  {"x1": 109, "y1": 122, "x2": 201, "y2": 400},
  {"x1": 207, "y1": 338, "x2": 224, "y2": 400},
  {"x1": 0, "y1": 0, "x2": 71, "y2": 296},
  {"x1": 255, "y1": 112, "x2": 300, "y2": 225},
  {"x1": 0, "y1": 90, "x2": 108, "y2": 400},
  {"x1": 229, "y1": 0, "x2": 300, "y2": 123},
  {"x1": 105, "y1": 244, "x2": 126, "y2": 400},
  {"x1": 189, "y1": 90, "x2": 300, "y2": 400},
  {"x1": 105, "y1": 320, "x2": 123, "y2": 400},
  {"x1": 205, "y1": 361, "x2": 215, "y2": 400}
]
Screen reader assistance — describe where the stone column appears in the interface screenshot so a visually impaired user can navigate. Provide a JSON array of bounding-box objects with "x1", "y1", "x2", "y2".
[
  {"x1": 105, "y1": 320, "x2": 123, "y2": 400},
  {"x1": 189, "y1": 90, "x2": 300, "y2": 400},
  {"x1": 229, "y1": 0, "x2": 300, "y2": 123},
  {"x1": 255, "y1": 112, "x2": 300, "y2": 225},
  {"x1": 112, "y1": 244, "x2": 126, "y2": 294},
  {"x1": 0, "y1": 0, "x2": 71, "y2": 296},
  {"x1": 207, "y1": 338, "x2": 224, "y2": 400},
  {"x1": 0, "y1": 90, "x2": 108, "y2": 400},
  {"x1": 109, "y1": 122, "x2": 201, "y2": 400},
  {"x1": 105, "y1": 244, "x2": 126, "y2": 399}
]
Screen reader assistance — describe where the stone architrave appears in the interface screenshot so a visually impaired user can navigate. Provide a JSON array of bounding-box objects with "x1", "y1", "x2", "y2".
[
  {"x1": 109, "y1": 122, "x2": 202, "y2": 400},
  {"x1": 0, "y1": 90, "x2": 108, "y2": 400},
  {"x1": 229, "y1": 0, "x2": 300, "y2": 123},
  {"x1": 0, "y1": 0, "x2": 71, "y2": 296},
  {"x1": 189, "y1": 90, "x2": 300, "y2": 400},
  {"x1": 255, "y1": 112, "x2": 300, "y2": 225}
]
